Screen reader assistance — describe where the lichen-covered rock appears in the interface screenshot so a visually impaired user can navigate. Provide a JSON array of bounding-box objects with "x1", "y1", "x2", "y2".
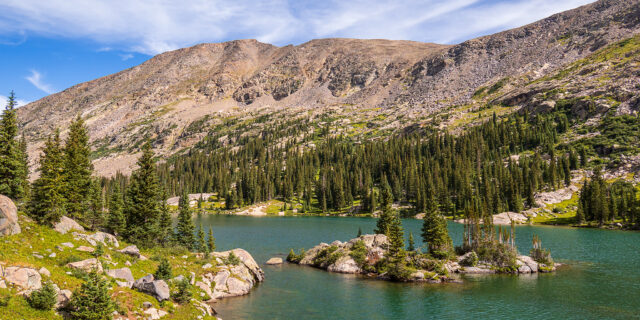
[
  {"x1": 0, "y1": 194, "x2": 20, "y2": 236},
  {"x1": 73, "y1": 231, "x2": 119, "y2": 248},
  {"x1": 133, "y1": 274, "x2": 170, "y2": 301},
  {"x1": 66, "y1": 258, "x2": 103, "y2": 273},
  {"x1": 118, "y1": 245, "x2": 141, "y2": 258},
  {"x1": 517, "y1": 255, "x2": 539, "y2": 273},
  {"x1": 2, "y1": 267, "x2": 41, "y2": 290},
  {"x1": 327, "y1": 256, "x2": 360, "y2": 274},
  {"x1": 211, "y1": 249, "x2": 264, "y2": 282},
  {"x1": 53, "y1": 216, "x2": 84, "y2": 234},
  {"x1": 106, "y1": 267, "x2": 134, "y2": 282}
]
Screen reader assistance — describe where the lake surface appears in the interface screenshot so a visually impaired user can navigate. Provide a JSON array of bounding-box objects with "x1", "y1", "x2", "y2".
[{"x1": 192, "y1": 215, "x2": 640, "y2": 319}]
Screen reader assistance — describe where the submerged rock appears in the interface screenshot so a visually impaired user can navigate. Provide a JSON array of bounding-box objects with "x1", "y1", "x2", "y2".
[{"x1": 265, "y1": 257, "x2": 283, "y2": 265}]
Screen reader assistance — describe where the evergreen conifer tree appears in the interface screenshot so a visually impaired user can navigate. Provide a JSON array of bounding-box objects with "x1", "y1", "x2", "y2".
[
  {"x1": 421, "y1": 196, "x2": 453, "y2": 259},
  {"x1": 63, "y1": 116, "x2": 93, "y2": 221},
  {"x1": 0, "y1": 91, "x2": 28, "y2": 201},
  {"x1": 107, "y1": 184, "x2": 126, "y2": 236},
  {"x1": 158, "y1": 189, "x2": 173, "y2": 246},
  {"x1": 29, "y1": 130, "x2": 66, "y2": 225},
  {"x1": 124, "y1": 143, "x2": 162, "y2": 247},
  {"x1": 69, "y1": 271, "x2": 115, "y2": 320},
  {"x1": 175, "y1": 190, "x2": 195, "y2": 250},
  {"x1": 207, "y1": 228, "x2": 216, "y2": 252},
  {"x1": 197, "y1": 224, "x2": 206, "y2": 252}
]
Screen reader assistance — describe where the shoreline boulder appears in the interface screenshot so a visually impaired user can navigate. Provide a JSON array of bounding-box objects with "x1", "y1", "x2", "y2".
[{"x1": 0, "y1": 195, "x2": 20, "y2": 236}]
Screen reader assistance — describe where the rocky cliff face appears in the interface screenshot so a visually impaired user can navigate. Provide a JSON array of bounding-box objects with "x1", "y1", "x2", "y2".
[{"x1": 16, "y1": 0, "x2": 640, "y2": 176}]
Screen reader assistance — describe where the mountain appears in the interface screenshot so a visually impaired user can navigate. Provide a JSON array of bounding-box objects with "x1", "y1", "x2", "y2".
[{"x1": 17, "y1": 0, "x2": 640, "y2": 177}]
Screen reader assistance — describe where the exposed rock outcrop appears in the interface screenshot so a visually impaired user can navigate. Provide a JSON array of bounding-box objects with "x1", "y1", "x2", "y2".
[
  {"x1": 0, "y1": 195, "x2": 20, "y2": 236},
  {"x1": 66, "y1": 258, "x2": 103, "y2": 273},
  {"x1": 73, "y1": 231, "x2": 119, "y2": 248},
  {"x1": 133, "y1": 274, "x2": 170, "y2": 301},
  {"x1": 1, "y1": 267, "x2": 41, "y2": 290},
  {"x1": 53, "y1": 216, "x2": 85, "y2": 234}
]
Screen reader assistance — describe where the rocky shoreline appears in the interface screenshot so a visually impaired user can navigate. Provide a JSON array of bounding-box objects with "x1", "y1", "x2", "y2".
[{"x1": 288, "y1": 234, "x2": 559, "y2": 283}]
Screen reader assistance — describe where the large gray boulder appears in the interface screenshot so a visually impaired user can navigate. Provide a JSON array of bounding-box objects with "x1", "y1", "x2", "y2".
[
  {"x1": 118, "y1": 245, "x2": 142, "y2": 258},
  {"x1": 54, "y1": 216, "x2": 85, "y2": 234},
  {"x1": 211, "y1": 249, "x2": 265, "y2": 282},
  {"x1": 517, "y1": 255, "x2": 539, "y2": 273},
  {"x1": 106, "y1": 267, "x2": 134, "y2": 282},
  {"x1": 0, "y1": 194, "x2": 20, "y2": 236},
  {"x1": 327, "y1": 256, "x2": 361, "y2": 274},
  {"x1": 66, "y1": 258, "x2": 103, "y2": 273},
  {"x1": 73, "y1": 231, "x2": 119, "y2": 248},
  {"x1": 133, "y1": 274, "x2": 170, "y2": 301},
  {"x1": 2, "y1": 267, "x2": 42, "y2": 290}
]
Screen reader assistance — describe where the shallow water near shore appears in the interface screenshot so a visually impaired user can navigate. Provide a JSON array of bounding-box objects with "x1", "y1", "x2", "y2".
[{"x1": 192, "y1": 215, "x2": 640, "y2": 320}]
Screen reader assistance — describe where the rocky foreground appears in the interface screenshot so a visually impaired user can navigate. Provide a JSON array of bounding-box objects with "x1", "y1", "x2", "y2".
[
  {"x1": 0, "y1": 195, "x2": 263, "y2": 319},
  {"x1": 289, "y1": 234, "x2": 559, "y2": 283}
]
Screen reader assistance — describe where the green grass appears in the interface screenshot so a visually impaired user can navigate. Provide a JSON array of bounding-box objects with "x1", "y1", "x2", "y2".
[
  {"x1": 0, "y1": 214, "x2": 220, "y2": 319},
  {"x1": 531, "y1": 194, "x2": 579, "y2": 225}
]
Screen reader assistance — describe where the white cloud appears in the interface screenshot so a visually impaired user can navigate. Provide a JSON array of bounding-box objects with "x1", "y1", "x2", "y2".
[
  {"x1": 0, "y1": 95, "x2": 29, "y2": 108},
  {"x1": 0, "y1": 0, "x2": 596, "y2": 55},
  {"x1": 25, "y1": 70, "x2": 56, "y2": 94},
  {"x1": 119, "y1": 53, "x2": 134, "y2": 61}
]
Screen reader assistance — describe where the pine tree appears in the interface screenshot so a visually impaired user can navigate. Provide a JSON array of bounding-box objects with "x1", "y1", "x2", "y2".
[
  {"x1": 374, "y1": 177, "x2": 395, "y2": 234},
  {"x1": 86, "y1": 179, "x2": 104, "y2": 230},
  {"x1": 154, "y1": 259, "x2": 172, "y2": 280},
  {"x1": 175, "y1": 190, "x2": 195, "y2": 250},
  {"x1": 29, "y1": 130, "x2": 66, "y2": 225},
  {"x1": 124, "y1": 143, "x2": 162, "y2": 247},
  {"x1": 208, "y1": 228, "x2": 216, "y2": 253},
  {"x1": 386, "y1": 210, "x2": 408, "y2": 280},
  {"x1": 63, "y1": 115, "x2": 93, "y2": 221},
  {"x1": 197, "y1": 224, "x2": 206, "y2": 252},
  {"x1": 69, "y1": 271, "x2": 115, "y2": 320},
  {"x1": 357, "y1": 227, "x2": 362, "y2": 237},
  {"x1": 158, "y1": 189, "x2": 173, "y2": 246},
  {"x1": 107, "y1": 184, "x2": 126, "y2": 236},
  {"x1": 0, "y1": 91, "x2": 28, "y2": 201},
  {"x1": 421, "y1": 196, "x2": 453, "y2": 259},
  {"x1": 408, "y1": 232, "x2": 415, "y2": 252}
]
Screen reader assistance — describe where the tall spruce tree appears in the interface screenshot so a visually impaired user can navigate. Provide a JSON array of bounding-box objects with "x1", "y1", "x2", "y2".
[
  {"x1": 63, "y1": 116, "x2": 93, "y2": 221},
  {"x1": 86, "y1": 179, "x2": 104, "y2": 230},
  {"x1": 29, "y1": 130, "x2": 66, "y2": 225},
  {"x1": 374, "y1": 176, "x2": 394, "y2": 234},
  {"x1": 207, "y1": 227, "x2": 216, "y2": 253},
  {"x1": 158, "y1": 189, "x2": 173, "y2": 246},
  {"x1": 386, "y1": 210, "x2": 408, "y2": 280},
  {"x1": 175, "y1": 190, "x2": 195, "y2": 250},
  {"x1": 107, "y1": 184, "x2": 126, "y2": 236},
  {"x1": 124, "y1": 143, "x2": 162, "y2": 247},
  {"x1": 421, "y1": 196, "x2": 453, "y2": 259},
  {"x1": 0, "y1": 91, "x2": 28, "y2": 201}
]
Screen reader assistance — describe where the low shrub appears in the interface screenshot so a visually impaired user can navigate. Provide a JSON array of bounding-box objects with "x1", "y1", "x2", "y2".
[
  {"x1": 286, "y1": 249, "x2": 305, "y2": 263},
  {"x1": 349, "y1": 240, "x2": 368, "y2": 267},
  {"x1": 27, "y1": 281, "x2": 57, "y2": 310},
  {"x1": 173, "y1": 278, "x2": 192, "y2": 303},
  {"x1": 460, "y1": 251, "x2": 479, "y2": 267},
  {"x1": 154, "y1": 259, "x2": 173, "y2": 280},
  {"x1": 224, "y1": 252, "x2": 241, "y2": 266}
]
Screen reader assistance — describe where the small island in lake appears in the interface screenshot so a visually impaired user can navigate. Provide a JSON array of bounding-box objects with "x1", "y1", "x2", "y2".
[{"x1": 288, "y1": 198, "x2": 559, "y2": 283}]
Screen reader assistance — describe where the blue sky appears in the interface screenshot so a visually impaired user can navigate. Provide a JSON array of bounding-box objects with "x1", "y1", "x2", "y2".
[{"x1": 0, "y1": 0, "x2": 595, "y2": 106}]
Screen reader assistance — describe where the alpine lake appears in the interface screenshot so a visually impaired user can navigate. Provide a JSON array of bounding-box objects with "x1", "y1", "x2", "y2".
[{"x1": 191, "y1": 215, "x2": 640, "y2": 320}]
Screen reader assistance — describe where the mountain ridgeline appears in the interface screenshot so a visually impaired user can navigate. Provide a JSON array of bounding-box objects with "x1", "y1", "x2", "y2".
[
  {"x1": 11, "y1": 0, "x2": 640, "y2": 229},
  {"x1": 16, "y1": 0, "x2": 640, "y2": 177}
]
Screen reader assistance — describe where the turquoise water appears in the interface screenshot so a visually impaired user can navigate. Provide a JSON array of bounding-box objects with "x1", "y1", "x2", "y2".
[{"x1": 193, "y1": 215, "x2": 640, "y2": 319}]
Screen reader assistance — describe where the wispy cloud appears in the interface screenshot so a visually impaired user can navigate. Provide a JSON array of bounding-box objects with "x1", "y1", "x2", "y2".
[
  {"x1": 0, "y1": 0, "x2": 596, "y2": 55},
  {"x1": 0, "y1": 95, "x2": 29, "y2": 108},
  {"x1": 118, "y1": 53, "x2": 134, "y2": 61},
  {"x1": 25, "y1": 69, "x2": 55, "y2": 94}
]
